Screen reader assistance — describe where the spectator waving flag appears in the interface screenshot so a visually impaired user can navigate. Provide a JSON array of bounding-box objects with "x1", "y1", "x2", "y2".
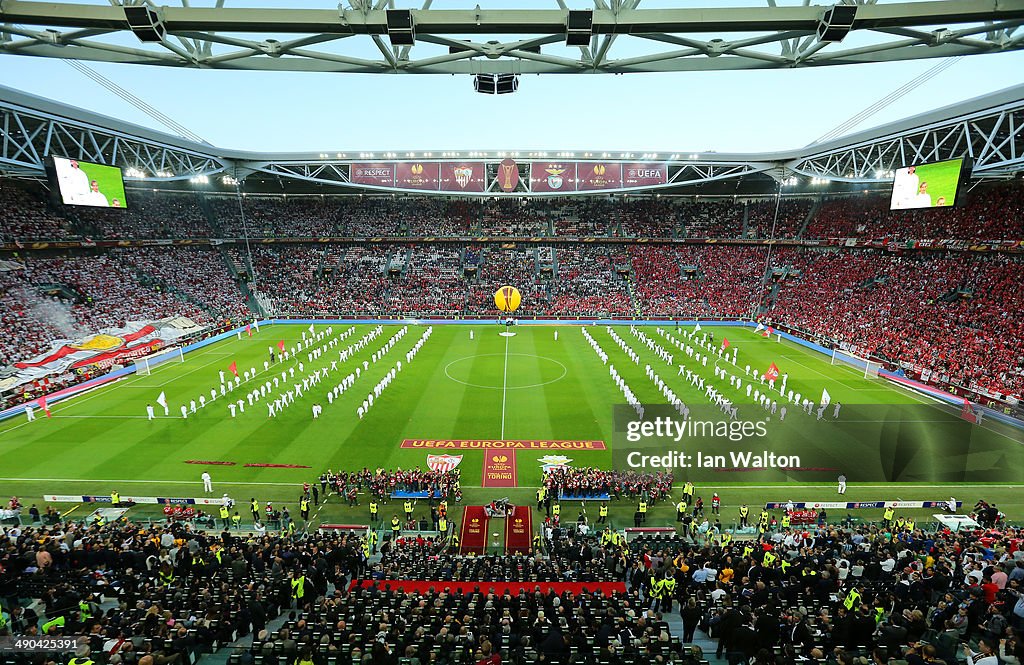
[
  {"x1": 763, "y1": 362, "x2": 780, "y2": 381},
  {"x1": 228, "y1": 360, "x2": 238, "y2": 376},
  {"x1": 721, "y1": 338, "x2": 730, "y2": 350},
  {"x1": 36, "y1": 395, "x2": 51, "y2": 418}
]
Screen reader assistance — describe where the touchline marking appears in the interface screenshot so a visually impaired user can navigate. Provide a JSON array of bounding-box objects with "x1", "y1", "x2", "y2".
[
  {"x1": 500, "y1": 333, "x2": 509, "y2": 440},
  {"x1": 0, "y1": 477, "x2": 1021, "y2": 490}
]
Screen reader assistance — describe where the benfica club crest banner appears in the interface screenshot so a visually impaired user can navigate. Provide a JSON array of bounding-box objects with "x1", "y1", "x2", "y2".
[
  {"x1": 427, "y1": 454, "x2": 464, "y2": 473},
  {"x1": 440, "y1": 162, "x2": 486, "y2": 192},
  {"x1": 577, "y1": 162, "x2": 622, "y2": 191},
  {"x1": 530, "y1": 162, "x2": 576, "y2": 193},
  {"x1": 395, "y1": 162, "x2": 440, "y2": 190}
]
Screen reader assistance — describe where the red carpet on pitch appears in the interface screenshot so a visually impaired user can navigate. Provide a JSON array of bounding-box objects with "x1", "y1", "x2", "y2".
[
  {"x1": 504, "y1": 505, "x2": 532, "y2": 553},
  {"x1": 459, "y1": 505, "x2": 488, "y2": 554}
]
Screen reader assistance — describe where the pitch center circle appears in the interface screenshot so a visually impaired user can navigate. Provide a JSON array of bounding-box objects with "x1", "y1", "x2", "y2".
[{"x1": 444, "y1": 353, "x2": 568, "y2": 390}]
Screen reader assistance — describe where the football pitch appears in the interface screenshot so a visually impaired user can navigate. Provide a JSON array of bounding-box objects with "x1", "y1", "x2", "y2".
[{"x1": 2, "y1": 323, "x2": 1022, "y2": 524}]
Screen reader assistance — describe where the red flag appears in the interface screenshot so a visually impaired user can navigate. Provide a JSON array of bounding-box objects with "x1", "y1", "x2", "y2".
[
  {"x1": 228, "y1": 361, "x2": 238, "y2": 376},
  {"x1": 721, "y1": 338, "x2": 730, "y2": 350},
  {"x1": 960, "y1": 398, "x2": 978, "y2": 424},
  {"x1": 36, "y1": 395, "x2": 51, "y2": 418},
  {"x1": 277, "y1": 340, "x2": 285, "y2": 352},
  {"x1": 763, "y1": 362, "x2": 780, "y2": 382},
  {"x1": 246, "y1": 324, "x2": 252, "y2": 337},
  {"x1": 762, "y1": 326, "x2": 773, "y2": 337}
]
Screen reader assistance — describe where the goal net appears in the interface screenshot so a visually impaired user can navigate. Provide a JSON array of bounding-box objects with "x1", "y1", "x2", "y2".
[
  {"x1": 134, "y1": 347, "x2": 184, "y2": 376},
  {"x1": 830, "y1": 348, "x2": 881, "y2": 379}
]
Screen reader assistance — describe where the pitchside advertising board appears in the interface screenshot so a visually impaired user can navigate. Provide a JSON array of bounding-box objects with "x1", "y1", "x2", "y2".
[{"x1": 347, "y1": 160, "x2": 667, "y2": 193}]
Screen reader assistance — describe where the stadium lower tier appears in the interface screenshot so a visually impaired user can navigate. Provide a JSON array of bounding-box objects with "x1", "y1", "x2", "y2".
[
  {"x1": 3, "y1": 516, "x2": 1023, "y2": 665},
  {"x1": 2, "y1": 242, "x2": 1022, "y2": 405}
]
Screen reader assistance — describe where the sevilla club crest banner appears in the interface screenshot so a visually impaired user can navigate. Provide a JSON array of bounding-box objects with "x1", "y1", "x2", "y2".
[
  {"x1": 426, "y1": 454, "x2": 464, "y2": 473},
  {"x1": 395, "y1": 162, "x2": 440, "y2": 190},
  {"x1": 622, "y1": 162, "x2": 668, "y2": 187},
  {"x1": 350, "y1": 163, "x2": 395, "y2": 187},
  {"x1": 530, "y1": 162, "x2": 576, "y2": 193},
  {"x1": 440, "y1": 162, "x2": 486, "y2": 192},
  {"x1": 577, "y1": 162, "x2": 623, "y2": 191}
]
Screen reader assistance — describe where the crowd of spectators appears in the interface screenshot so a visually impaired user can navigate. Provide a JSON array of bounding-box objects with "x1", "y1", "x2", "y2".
[
  {"x1": 543, "y1": 467, "x2": 675, "y2": 503},
  {"x1": 547, "y1": 248, "x2": 631, "y2": 317},
  {"x1": 766, "y1": 250, "x2": 1024, "y2": 398},
  {"x1": 74, "y1": 191, "x2": 213, "y2": 239},
  {"x1": 805, "y1": 184, "x2": 1024, "y2": 241},
  {"x1": 7, "y1": 490, "x2": 1024, "y2": 665},
  {"x1": 326, "y1": 467, "x2": 462, "y2": 502},
  {"x1": 373, "y1": 533, "x2": 621, "y2": 583},
  {"x1": 0, "y1": 180, "x2": 75, "y2": 242}
]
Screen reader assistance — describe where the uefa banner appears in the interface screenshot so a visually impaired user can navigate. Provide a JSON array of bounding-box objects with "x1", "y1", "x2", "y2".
[
  {"x1": 350, "y1": 162, "x2": 395, "y2": 187},
  {"x1": 623, "y1": 162, "x2": 668, "y2": 187},
  {"x1": 530, "y1": 162, "x2": 577, "y2": 193},
  {"x1": 439, "y1": 162, "x2": 486, "y2": 192},
  {"x1": 577, "y1": 162, "x2": 623, "y2": 191},
  {"x1": 395, "y1": 162, "x2": 440, "y2": 190}
]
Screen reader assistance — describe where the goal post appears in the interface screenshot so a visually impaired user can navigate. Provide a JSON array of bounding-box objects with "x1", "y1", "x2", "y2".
[
  {"x1": 830, "y1": 348, "x2": 881, "y2": 379},
  {"x1": 134, "y1": 346, "x2": 184, "y2": 376}
]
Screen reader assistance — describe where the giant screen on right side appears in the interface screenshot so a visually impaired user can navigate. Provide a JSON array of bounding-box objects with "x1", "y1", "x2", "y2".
[{"x1": 889, "y1": 157, "x2": 964, "y2": 210}]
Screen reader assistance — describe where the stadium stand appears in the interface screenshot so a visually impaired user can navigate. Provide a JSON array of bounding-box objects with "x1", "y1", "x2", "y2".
[
  {"x1": 3, "y1": 179, "x2": 1024, "y2": 403},
  {"x1": 4, "y1": 497, "x2": 1024, "y2": 665}
]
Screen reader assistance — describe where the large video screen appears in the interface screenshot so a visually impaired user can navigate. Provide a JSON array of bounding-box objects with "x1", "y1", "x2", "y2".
[
  {"x1": 889, "y1": 158, "x2": 965, "y2": 210},
  {"x1": 52, "y1": 156, "x2": 128, "y2": 209}
]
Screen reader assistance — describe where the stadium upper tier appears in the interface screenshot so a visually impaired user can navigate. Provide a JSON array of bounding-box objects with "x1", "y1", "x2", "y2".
[{"x1": 1, "y1": 179, "x2": 1023, "y2": 244}]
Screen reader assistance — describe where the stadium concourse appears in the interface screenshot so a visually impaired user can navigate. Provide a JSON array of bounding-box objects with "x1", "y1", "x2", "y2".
[{"x1": 2, "y1": 179, "x2": 1024, "y2": 665}]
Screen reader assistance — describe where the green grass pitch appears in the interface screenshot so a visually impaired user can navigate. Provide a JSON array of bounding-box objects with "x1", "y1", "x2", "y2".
[{"x1": 1, "y1": 323, "x2": 1021, "y2": 527}]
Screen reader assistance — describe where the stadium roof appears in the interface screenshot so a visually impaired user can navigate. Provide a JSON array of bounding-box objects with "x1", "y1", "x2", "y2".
[
  {"x1": 2, "y1": 0, "x2": 1023, "y2": 74},
  {"x1": 1, "y1": 72, "x2": 1022, "y2": 195}
]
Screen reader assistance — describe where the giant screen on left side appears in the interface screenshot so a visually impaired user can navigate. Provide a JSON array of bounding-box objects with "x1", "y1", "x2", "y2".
[{"x1": 50, "y1": 156, "x2": 129, "y2": 209}]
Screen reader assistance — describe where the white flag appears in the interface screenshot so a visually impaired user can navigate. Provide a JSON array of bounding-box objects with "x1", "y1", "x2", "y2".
[
  {"x1": 755, "y1": 322, "x2": 765, "y2": 333},
  {"x1": 820, "y1": 387, "x2": 832, "y2": 408},
  {"x1": 308, "y1": 323, "x2": 315, "y2": 334},
  {"x1": 694, "y1": 323, "x2": 702, "y2": 333},
  {"x1": 156, "y1": 391, "x2": 167, "y2": 408}
]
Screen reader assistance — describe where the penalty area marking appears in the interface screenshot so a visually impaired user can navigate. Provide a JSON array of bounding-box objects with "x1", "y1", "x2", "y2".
[{"x1": 444, "y1": 353, "x2": 568, "y2": 390}]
